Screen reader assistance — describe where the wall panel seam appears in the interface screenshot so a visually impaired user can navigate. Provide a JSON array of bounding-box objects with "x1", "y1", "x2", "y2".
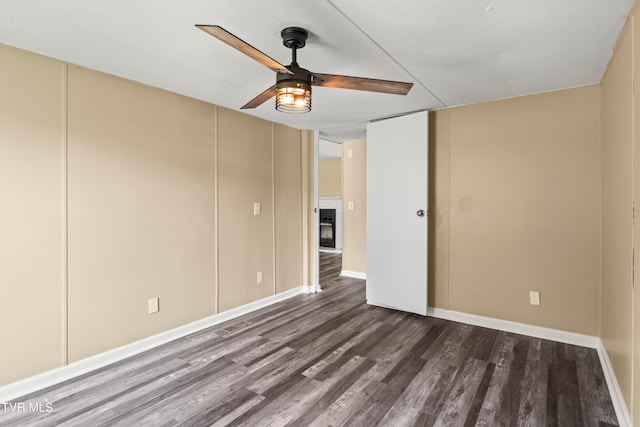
[
  {"x1": 214, "y1": 106, "x2": 219, "y2": 315},
  {"x1": 299, "y1": 131, "x2": 304, "y2": 286},
  {"x1": 300, "y1": 131, "x2": 304, "y2": 286},
  {"x1": 62, "y1": 63, "x2": 69, "y2": 367},
  {"x1": 272, "y1": 124, "x2": 277, "y2": 296},
  {"x1": 447, "y1": 111, "x2": 452, "y2": 310},
  {"x1": 631, "y1": 15, "x2": 636, "y2": 420},
  {"x1": 301, "y1": 132, "x2": 309, "y2": 285}
]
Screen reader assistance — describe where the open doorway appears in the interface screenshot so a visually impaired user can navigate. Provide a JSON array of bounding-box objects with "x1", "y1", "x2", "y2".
[
  {"x1": 317, "y1": 138, "x2": 343, "y2": 289},
  {"x1": 312, "y1": 112, "x2": 428, "y2": 313}
]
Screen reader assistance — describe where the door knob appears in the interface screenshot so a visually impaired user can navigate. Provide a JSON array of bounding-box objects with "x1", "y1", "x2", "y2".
[{"x1": 416, "y1": 210, "x2": 425, "y2": 217}]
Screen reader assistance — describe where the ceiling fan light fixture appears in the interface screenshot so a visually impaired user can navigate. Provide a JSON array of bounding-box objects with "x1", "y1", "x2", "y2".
[{"x1": 275, "y1": 78, "x2": 311, "y2": 113}]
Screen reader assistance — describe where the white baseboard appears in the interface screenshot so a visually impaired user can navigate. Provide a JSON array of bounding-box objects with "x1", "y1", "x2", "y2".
[
  {"x1": 319, "y1": 248, "x2": 342, "y2": 254},
  {"x1": 0, "y1": 286, "x2": 305, "y2": 403},
  {"x1": 426, "y1": 307, "x2": 599, "y2": 348},
  {"x1": 340, "y1": 270, "x2": 366, "y2": 280},
  {"x1": 426, "y1": 306, "x2": 630, "y2": 426},
  {"x1": 302, "y1": 284, "x2": 321, "y2": 294}
]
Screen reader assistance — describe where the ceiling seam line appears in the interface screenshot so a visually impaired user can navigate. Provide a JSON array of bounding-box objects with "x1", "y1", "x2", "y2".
[{"x1": 325, "y1": 0, "x2": 447, "y2": 107}]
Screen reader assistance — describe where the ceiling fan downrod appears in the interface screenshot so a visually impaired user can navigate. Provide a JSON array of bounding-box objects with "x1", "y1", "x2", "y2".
[{"x1": 281, "y1": 27, "x2": 308, "y2": 67}]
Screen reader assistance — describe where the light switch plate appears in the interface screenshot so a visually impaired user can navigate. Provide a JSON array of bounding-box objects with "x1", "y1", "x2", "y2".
[
  {"x1": 253, "y1": 202, "x2": 261, "y2": 216},
  {"x1": 348, "y1": 201, "x2": 354, "y2": 210}
]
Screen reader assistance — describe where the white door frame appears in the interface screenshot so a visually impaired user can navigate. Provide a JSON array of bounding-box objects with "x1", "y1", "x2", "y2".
[{"x1": 313, "y1": 130, "x2": 321, "y2": 292}]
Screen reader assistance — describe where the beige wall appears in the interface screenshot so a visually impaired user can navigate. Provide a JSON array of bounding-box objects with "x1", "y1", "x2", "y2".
[
  {"x1": 1, "y1": 43, "x2": 311, "y2": 386},
  {"x1": 601, "y1": 7, "x2": 636, "y2": 418},
  {"x1": 218, "y1": 108, "x2": 275, "y2": 311},
  {"x1": 446, "y1": 86, "x2": 601, "y2": 335},
  {"x1": 428, "y1": 111, "x2": 450, "y2": 309},
  {"x1": 67, "y1": 67, "x2": 218, "y2": 361},
  {"x1": 342, "y1": 139, "x2": 367, "y2": 273},
  {"x1": 301, "y1": 131, "x2": 316, "y2": 286},
  {"x1": 344, "y1": 89, "x2": 601, "y2": 338},
  {"x1": 274, "y1": 124, "x2": 303, "y2": 293},
  {"x1": 0, "y1": 45, "x2": 66, "y2": 384},
  {"x1": 319, "y1": 158, "x2": 343, "y2": 197},
  {"x1": 633, "y1": 10, "x2": 640, "y2": 424}
]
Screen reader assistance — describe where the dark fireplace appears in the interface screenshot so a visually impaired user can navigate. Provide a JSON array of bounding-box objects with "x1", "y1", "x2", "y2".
[{"x1": 319, "y1": 209, "x2": 336, "y2": 248}]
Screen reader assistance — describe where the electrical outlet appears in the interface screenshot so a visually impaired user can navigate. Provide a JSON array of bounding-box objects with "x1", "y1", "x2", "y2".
[
  {"x1": 257, "y1": 271, "x2": 263, "y2": 284},
  {"x1": 529, "y1": 291, "x2": 540, "y2": 306},
  {"x1": 148, "y1": 297, "x2": 159, "y2": 314}
]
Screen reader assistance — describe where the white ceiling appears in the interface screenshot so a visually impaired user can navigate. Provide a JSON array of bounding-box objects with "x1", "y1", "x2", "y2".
[
  {"x1": 0, "y1": 0, "x2": 634, "y2": 140},
  {"x1": 319, "y1": 139, "x2": 343, "y2": 160}
]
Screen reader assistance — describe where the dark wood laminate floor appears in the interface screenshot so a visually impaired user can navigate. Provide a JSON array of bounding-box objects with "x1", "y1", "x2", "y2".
[
  {"x1": 0, "y1": 253, "x2": 618, "y2": 426},
  {"x1": 319, "y1": 251, "x2": 342, "y2": 289}
]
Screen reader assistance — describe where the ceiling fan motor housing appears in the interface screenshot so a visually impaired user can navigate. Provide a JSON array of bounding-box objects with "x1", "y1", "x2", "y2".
[
  {"x1": 277, "y1": 65, "x2": 311, "y2": 85},
  {"x1": 281, "y1": 27, "x2": 308, "y2": 49}
]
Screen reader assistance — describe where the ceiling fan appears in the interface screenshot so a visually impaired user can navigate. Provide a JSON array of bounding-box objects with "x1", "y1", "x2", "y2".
[{"x1": 195, "y1": 25, "x2": 414, "y2": 113}]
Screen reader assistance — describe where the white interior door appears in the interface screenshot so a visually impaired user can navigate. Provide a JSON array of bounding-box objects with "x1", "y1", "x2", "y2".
[{"x1": 366, "y1": 111, "x2": 428, "y2": 315}]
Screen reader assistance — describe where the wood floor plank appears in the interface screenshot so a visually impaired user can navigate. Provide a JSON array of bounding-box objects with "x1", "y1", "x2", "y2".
[
  {"x1": 282, "y1": 303, "x2": 372, "y2": 350},
  {"x1": 574, "y1": 347, "x2": 602, "y2": 427},
  {"x1": 470, "y1": 327, "x2": 499, "y2": 362},
  {"x1": 462, "y1": 362, "x2": 495, "y2": 427},
  {"x1": 302, "y1": 321, "x2": 384, "y2": 380},
  {"x1": 3, "y1": 327, "x2": 223, "y2": 425},
  {"x1": 206, "y1": 394, "x2": 266, "y2": 427},
  {"x1": 575, "y1": 346, "x2": 618, "y2": 426},
  {"x1": 71, "y1": 357, "x2": 237, "y2": 426},
  {"x1": 174, "y1": 386, "x2": 263, "y2": 426},
  {"x1": 318, "y1": 252, "x2": 342, "y2": 288},
  {"x1": 547, "y1": 362, "x2": 560, "y2": 427},
  {"x1": 287, "y1": 357, "x2": 377, "y2": 426},
  {"x1": 306, "y1": 372, "x2": 384, "y2": 427},
  {"x1": 420, "y1": 364, "x2": 458, "y2": 419},
  {"x1": 475, "y1": 333, "x2": 518, "y2": 426},
  {"x1": 433, "y1": 357, "x2": 489, "y2": 427},
  {"x1": 148, "y1": 357, "x2": 270, "y2": 425},
  {"x1": 493, "y1": 335, "x2": 531, "y2": 426},
  {"x1": 422, "y1": 322, "x2": 473, "y2": 362},
  {"x1": 516, "y1": 359, "x2": 548, "y2": 426},
  {"x1": 239, "y1": 355, "x2": 368, "y2": 427},
  {"x1": 378, "y1": 351, "x2": 455, "y2": 425},
  {"x1": 342, "y1": 353, "x2": 427, "y2": 426},
  {"x1": 556, "y1": 359, "x2": 584, "y2": 426},
  {"x1": 380, "y1": 318, "x2": 444, "y2": 383},
  {"x1": 364, "y1": 318, "x2": 431, "y2": 381},
  {"x1": 0, "y1": 252, "x2": 619, "y2": 427},
  {"x1": 246, "y1": 311, "x2": 374, "y2": 396}
]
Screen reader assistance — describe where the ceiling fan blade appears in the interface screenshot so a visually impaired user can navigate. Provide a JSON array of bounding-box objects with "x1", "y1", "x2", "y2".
[
  {"x1": 196, "y1": 25, "x2": 293, "y2": 75},
  {"x1": 312, "y1": 73, "x2": 413, "y2": 95},
  {"x1": 241, "y1": 85, "x2": 277, "y2": 109}
]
